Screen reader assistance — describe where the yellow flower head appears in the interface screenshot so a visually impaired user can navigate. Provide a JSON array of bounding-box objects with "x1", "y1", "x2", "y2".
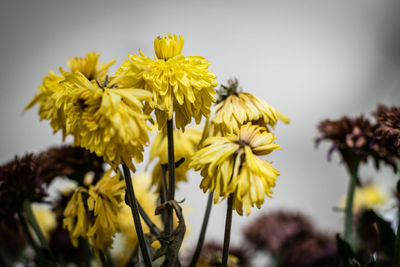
[
  {"x1": 340, "y1": 184, "x2": 387, "y2": 213},
  {"x1": 87, "y1": 169, "x2": 125, "y2": 254},
  {"x1": 32, "y1": 203, "x2": 57, "y2": 241},
  {"x1": 62, "y1": 72, "x2": 152, "y2": 171},
  {"x1": 149, "y1": 126, "x2": 202, "y2": 190},
  {"x1": 64, "y1": 52, "x2": 116, "y2": 81},
  {"x1": 25, "y1": 52, "x2": 115, "y2": 139},
  {"x1": 190, "y1": 123, "x2": 281, "y2": 215},
  {"x1": 63, "y1": 169, "x2": 125, "y2": 255},
  {"x1": 210, "y1": 92, "x2": 290, "y2": 136},
  {"x1": 63, "y1": 187, "x2": 90, "y2": 247},
  {"x1": 112, "y1": 172, "x2": 161, "y2": 266},
  {"x1": 154, "y1": 33, "x2": 184, "y2": 60},
  {"x1": 115, "y1": 33, "x2": 217, "y2": 130}
]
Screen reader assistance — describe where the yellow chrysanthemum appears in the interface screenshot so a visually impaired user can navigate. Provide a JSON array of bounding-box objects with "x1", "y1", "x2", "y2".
[
  {"x1": 63, "y1": 187, "x2": 90, "y2": 247},
  {"x1": 25, "y1": 52, "x2": 115, "y2": 139},
  {"x1": 111, "y1": 172, "x2": 161, "y2": 266},
  {"x1": 115, "y1": 33, "x2": 217, "y2": 130},
  {"x1": 210, "y1": 92, "x2": 290, "y2": 136},
  {"x1": 154, "y1": 33, "x2": 184, "y2": 60},
  {"x1": 190, "y1": 123, "x2": 281, "y2": 216},
  {"x1": 87, "y1": 169, "x2": 125, "y2": 254},
  {"x1": 63, "y1": 169, "x2": 125, "y2": 254},
  {"x1": 32, "y1": 203, "x2": 57, "y2": 241},
  {"x1": 62, "y1": 72, "x2": 152, "y2": 171},
  {"x1": 63, "y1": 52, "x2": 115, "y2": 81},
  {"x1": 149, "y1": 127, "x2": 202, "y2": 190},
  {"x1": 339, "y1": 184, "x2": 387, "y2": 213}
]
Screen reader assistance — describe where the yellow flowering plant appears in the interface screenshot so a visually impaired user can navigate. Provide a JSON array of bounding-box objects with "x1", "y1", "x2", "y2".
[{"x1": 21, "y1": 34, "x2": 289, "y2": 267}]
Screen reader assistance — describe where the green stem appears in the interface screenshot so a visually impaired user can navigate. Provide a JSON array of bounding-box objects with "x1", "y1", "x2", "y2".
[
  {"x1": 99, "y1": 251, "x2": 107, "y2": 267},
  {"x1": 138, "y1": 201, "x2": 162, "y2": 236},
  {"x1": 344, "y1": 163, "x2": 359, "y2": 243},
  {"x1": 122, "y1": 164, "x2": 152, "y2": 267},
  {"x1": 394, "y1": 199, "x2": 400, "y2": 266},
  {"x1": 22, "y1": 200, "x2": 57, "y2": 263},
  {"x1": 166, "y1": 119, "x2": 176, "y2": 235},
  {"x1": 18, "y1": 211, "x2": 39, "y2": 252},
  {"x1": 222, "y1": 195, "x2": 233, "y2": 267},
  {"x1": 189, "y1": 192, "x2": 214, "y2": 267}
]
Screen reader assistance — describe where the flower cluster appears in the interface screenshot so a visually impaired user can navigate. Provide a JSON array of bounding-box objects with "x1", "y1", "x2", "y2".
[
  {"x1": 26, "y1": 52, "x2": 152, "y2": 171},
  {"x1": 191, "y1": 79, "x2": 289, "y2": 215}
]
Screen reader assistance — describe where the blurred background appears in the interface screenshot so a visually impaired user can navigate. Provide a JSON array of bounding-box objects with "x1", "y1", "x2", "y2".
[{"x1": 1, "y1": 0, "x2": 400, "y2": 251}]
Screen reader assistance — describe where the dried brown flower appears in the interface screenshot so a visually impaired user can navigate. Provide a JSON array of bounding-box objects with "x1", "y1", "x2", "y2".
[
  {"x1": 278, "y1": 233, "x2": 339, "y2": 267},
  {"x1": 375, "y1": 105, "x2": 400, "y2": 157},
  {"x1": 190, "y1": 241, "x2": 250, "y2": 267},
  {"x1": 38, "y1": 145, "x2": 105, "y2": 184},
  {"x1": 316, "y1": 116, "x2": 397, "y2": 172},
  {"x1": 243, "y1": 211, "x2": 314, "y2": 254},
  {"x1": 0, "y1": 154, "x2": 46, "y2": 216}
]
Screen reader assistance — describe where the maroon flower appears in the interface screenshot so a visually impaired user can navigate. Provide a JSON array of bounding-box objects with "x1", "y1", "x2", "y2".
[
  {"x1": 278, "y1": 233, "x2": 339, "y2": 267},
  {"x1": 38, "y1": 145, "x2": 105, "y2": 185},
  {"x1": 375, "y1": 105, "x2": 400, "y2": 157},
  {"x1": 316, "y1": 115, "x2": 397, "y2": 172},
  {"x1": 243, "y1": 211, "x2": 314, "y2": 254},
  {"x1": 0, "y1": 154, "x2": 46, "y2": 216}
]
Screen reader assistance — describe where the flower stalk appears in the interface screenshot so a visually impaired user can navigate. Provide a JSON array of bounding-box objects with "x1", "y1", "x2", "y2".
[
  {"x1": 166, "y1": 119, "x2": 176, "y2": 235},
  {"x1": 122, "y1": 164, "x2": 152, "y2": 267},
  {"x1": 189, "y1": 192, "x2": 214, "y2": 267},
  {"x1": 222, "y1": 195, "x2": 233, "y2": 267},
  {"x1": 22, "y1": 200, "x2": 57, "y2": 263},
  {"x1": 344, "y1": 162, "x2": 359, "y2": 243}
]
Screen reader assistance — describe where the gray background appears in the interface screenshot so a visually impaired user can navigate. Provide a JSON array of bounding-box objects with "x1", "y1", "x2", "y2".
[{"x1": 1, "y1": 0, "x2": 400, "y2": 250}]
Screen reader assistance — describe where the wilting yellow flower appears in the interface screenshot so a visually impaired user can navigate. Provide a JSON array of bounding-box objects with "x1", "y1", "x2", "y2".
[
  {"x1": 25, "y1": 52, "x2": 115, "y2": 139},
  {"x1": 210, "y1": 92, "x2": 290, "y2": 136},
  {"x1": 87, "y1": 169, "x2": 125, "y2": 254},
  {"x1": 339, "y1": 184, "x2": 387, "y2": 213},
  {"x1": 115, "y1": 33, "x2": 217, "y2": 130},
  {"x1": 63, "y1": 187, "x2": 90, "y2": 247},
  {"x1": 190, "y1": 123, "x2": 281, "y2": 216},
  {"x1": 62, "y1": 72, "x2": 152, "y2": 171},
  {"x1": 25, "y1": 71, "x2": 68, "y2": 137},
  {"x1": 63, "y1": 52, "x2": 115, "y2": 81},
  {"x1": 149, "y1": 127, "x2": 202, "y2": 190},
  {"x1": 63, "y1": 169, "x2": 125, "y2": 254},
  {"x1": 32, "y1": 203, "x2": 57, "y2": 241},
  {"x1": 112, "y1": 172, "x2": 161, "y2": 266}
]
